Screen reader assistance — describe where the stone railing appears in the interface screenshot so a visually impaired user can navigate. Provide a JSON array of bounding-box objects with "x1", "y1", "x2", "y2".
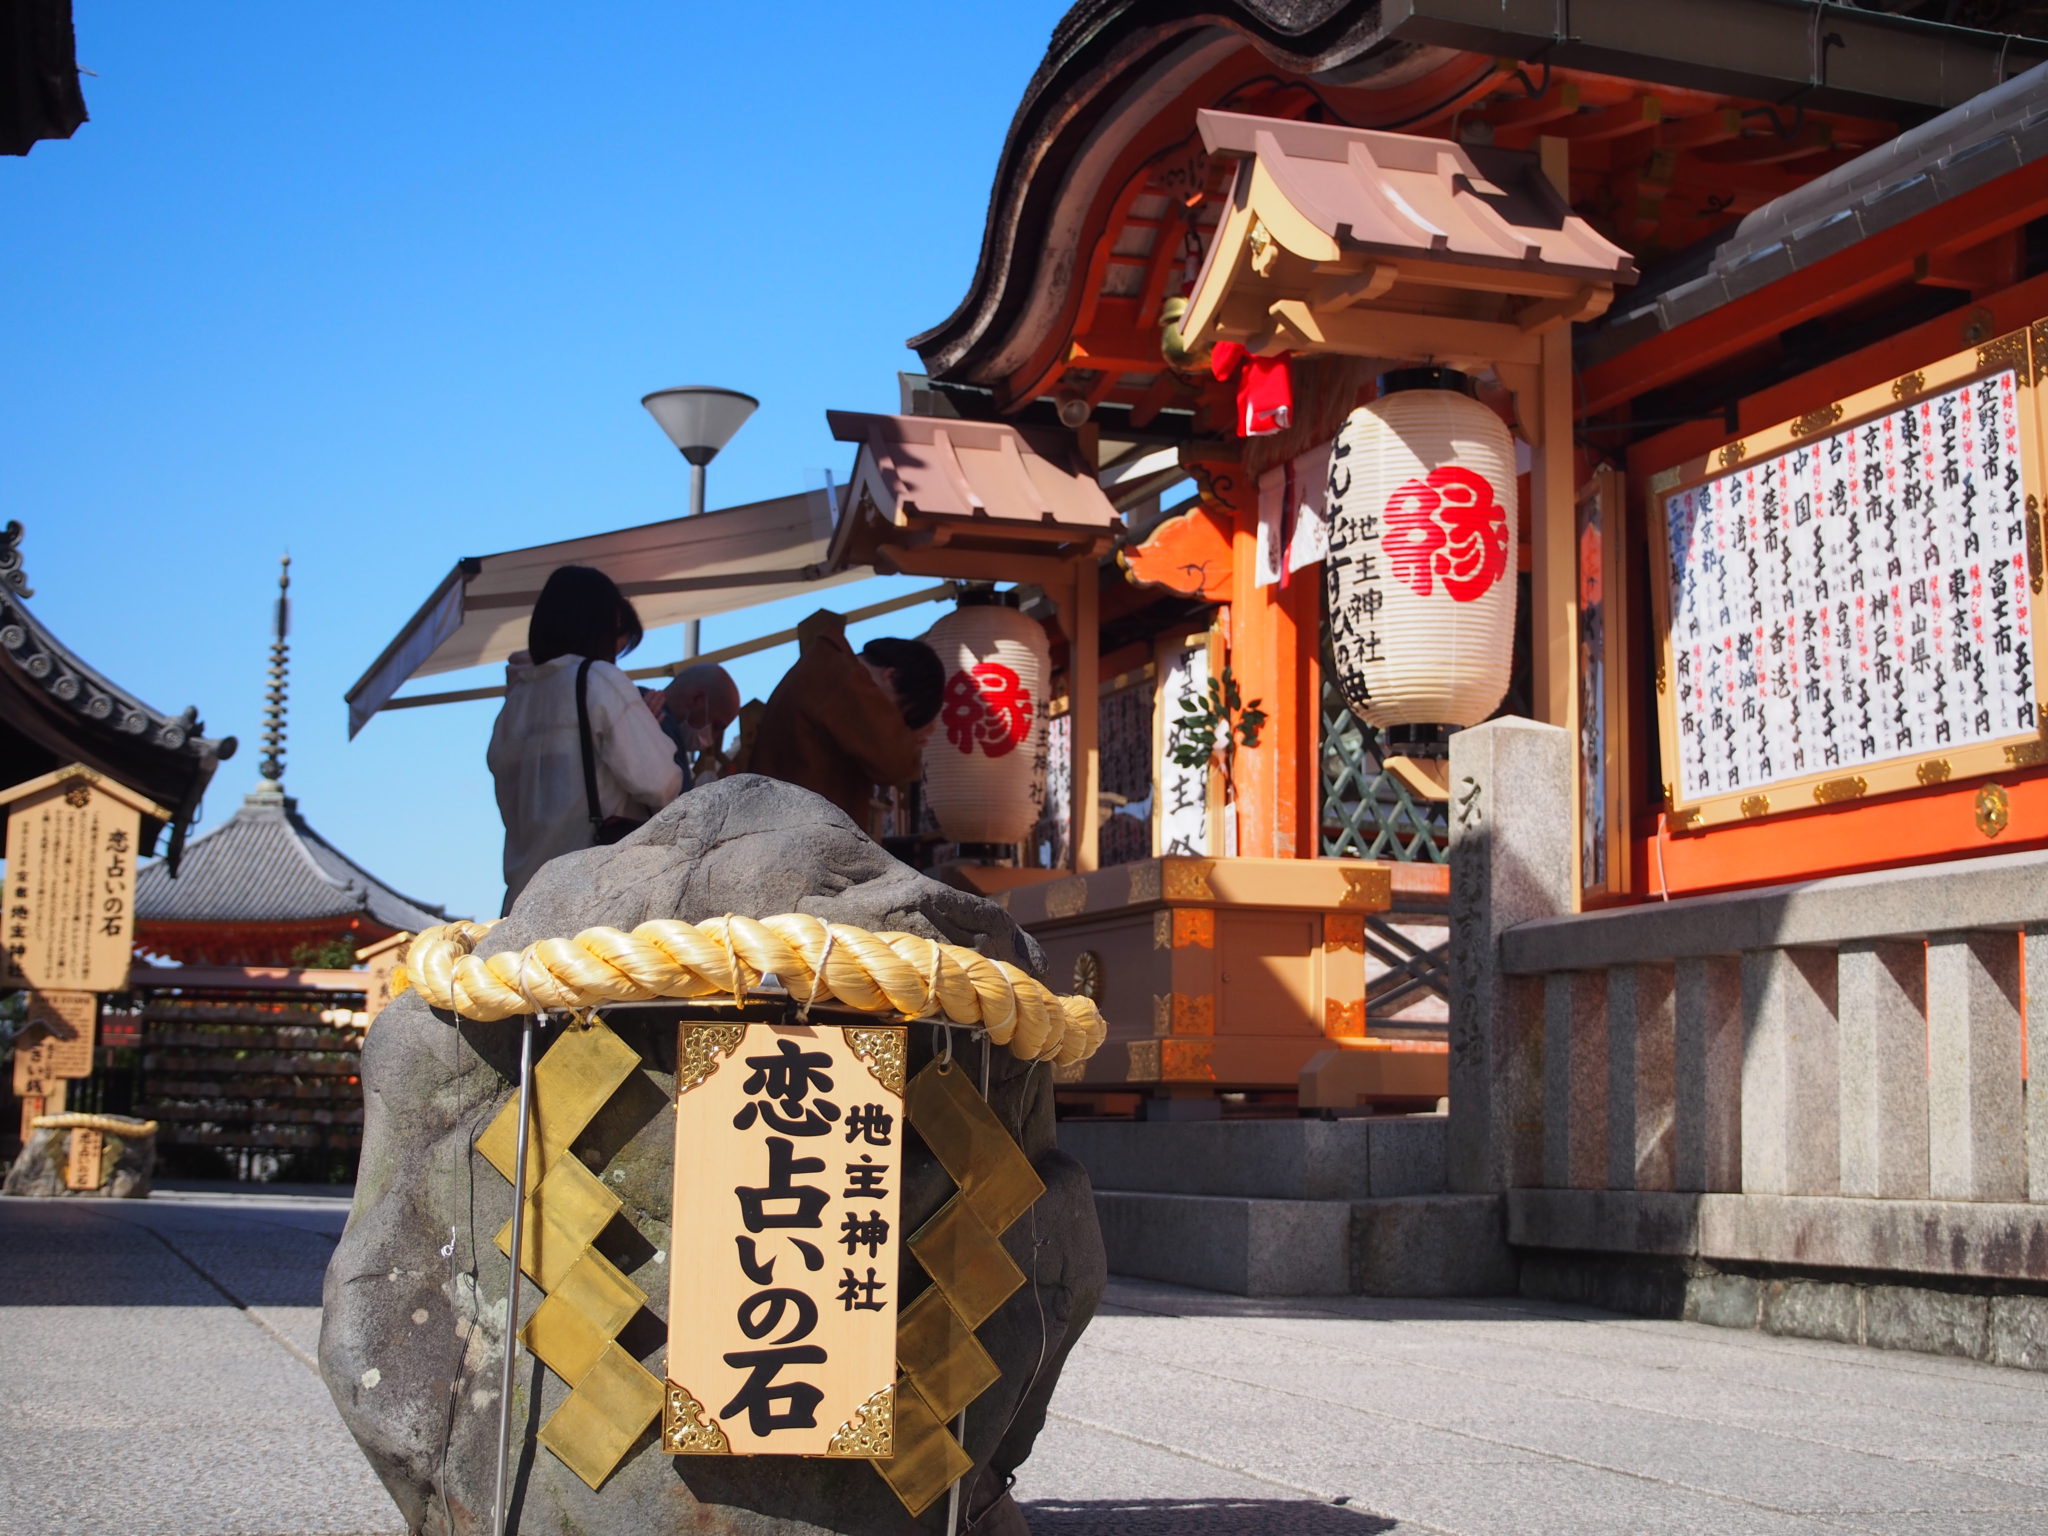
[{"x1": 1444, "y1": 719, "x2": 2048, "y2": 1292}]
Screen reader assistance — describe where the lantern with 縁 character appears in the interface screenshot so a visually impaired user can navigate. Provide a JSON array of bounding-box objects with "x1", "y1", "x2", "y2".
[
  {"x1": 921, "y1": 591, "x2": 1051, "y2": 846},
  {"x1": 1324, "y1": 369, "x2": 1519, "y2": 730}
]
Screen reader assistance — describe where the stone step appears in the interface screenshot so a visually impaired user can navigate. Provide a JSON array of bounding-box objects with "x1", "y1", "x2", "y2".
[
  {"x1": 1059, "y1": 1112, "x2": 1448, "y2": 1202},
  {"x1": 1093, "y1": 1189, "x2": 1514, "y2": 1298}
]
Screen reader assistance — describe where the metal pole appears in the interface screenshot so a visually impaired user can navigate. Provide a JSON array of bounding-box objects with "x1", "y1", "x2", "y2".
[
  {"x1": 492, "y1": 1011, "x2": 539, "y2": 1536},
  {"x1": 944, "y1": 1031, "x2": 994, "y2": 1536},
  {"x1": 684, "y1": 462, "x2": 706, "y2": 660}
]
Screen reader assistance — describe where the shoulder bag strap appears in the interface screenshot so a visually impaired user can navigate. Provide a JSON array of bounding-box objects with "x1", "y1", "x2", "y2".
[{"x1": 575, "y1": 658, "x2": 604, "y2": 837}]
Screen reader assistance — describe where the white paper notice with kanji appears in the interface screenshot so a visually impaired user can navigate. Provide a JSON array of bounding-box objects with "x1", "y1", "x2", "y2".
[{"x1": 1662, "y1": 370, "x2": 2037, "y2": 803}]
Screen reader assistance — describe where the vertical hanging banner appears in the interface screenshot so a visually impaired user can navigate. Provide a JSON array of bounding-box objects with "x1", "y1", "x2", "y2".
[
  {"x1": 1155, "y1": 639, "x2": 1215, "y2": 856},
  {"x1": 0, "y1": 767, "x2": 164, "y2": 993},
  {"x1": 667, "y1": 1021, "x2": 904, "y2": 1457},
  {"x1": 1577, "y1": 466, "x2": 1627, "y2": 893}
]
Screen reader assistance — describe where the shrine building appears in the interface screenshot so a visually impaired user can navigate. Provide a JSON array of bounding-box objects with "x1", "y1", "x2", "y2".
[
  {"x1": 352, "y1": 2, "x2": 2048, "y2": 1321},
  {"x1": 870, "y1": 0, "x2": 2048, "y2": 1316}
]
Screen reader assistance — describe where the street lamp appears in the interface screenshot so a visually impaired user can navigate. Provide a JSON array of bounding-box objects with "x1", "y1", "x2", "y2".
[{"x1": 641, "y1": 385, "x2": 759, "y2": 657}]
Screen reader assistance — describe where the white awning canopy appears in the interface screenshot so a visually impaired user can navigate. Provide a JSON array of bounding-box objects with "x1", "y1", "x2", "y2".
[{"x1": 346, "y1": 487, "x2": 862, "y2": 735}]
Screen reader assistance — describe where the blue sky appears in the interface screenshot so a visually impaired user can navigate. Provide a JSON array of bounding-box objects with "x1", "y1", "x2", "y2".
[{"x1": 5, "y1": 1, "x2": 1069, "y2": 923}]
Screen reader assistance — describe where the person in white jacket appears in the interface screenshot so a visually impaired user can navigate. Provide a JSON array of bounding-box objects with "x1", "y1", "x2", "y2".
[{"x1": 488, "y1": 565, "x2": 684, "y2": 910}]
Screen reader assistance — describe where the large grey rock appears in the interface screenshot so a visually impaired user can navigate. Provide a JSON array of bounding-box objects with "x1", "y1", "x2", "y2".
[
  {"x1": 319, "y1": 776, "x2": 1105, "y2": 1535},
  {"x1": 2, "y1": 1115, "x2": 155, "y2": 1198}
]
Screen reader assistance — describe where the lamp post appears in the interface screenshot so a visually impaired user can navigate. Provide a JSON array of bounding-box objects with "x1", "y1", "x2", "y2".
[{"x1": 641, "y1": 385, "x2": 759, "y2": 657}]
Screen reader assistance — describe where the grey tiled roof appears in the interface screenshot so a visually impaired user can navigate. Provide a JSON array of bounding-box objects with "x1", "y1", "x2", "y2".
[
  {"x1": 135, "y1": 787, "x2": 445, "y2": 932},
  {"x1": 1, "y1": 521, "x2": 231, "y2": 870},
  {"x1": 1581, "y1": 58, "x2": 2048, "y2": 371}
]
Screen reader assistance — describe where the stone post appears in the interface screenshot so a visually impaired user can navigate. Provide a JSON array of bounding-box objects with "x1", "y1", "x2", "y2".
[
  {"x1": 1447, "y1": 717, "x2": 1574, "y2": 1194},
  {"x1": 1673, "y1": 955, "x2": 1742, "y2": 1193},
  {"x1": 1740, "y1": 947, "x2": 1840, "y2": 1196},
  {"x1": 1837, "y1": 940, "x2": 1929, "y2": 1199},
  {"x1": 1926, "y1": 930, "x2": 2025, "y2": 1201}
]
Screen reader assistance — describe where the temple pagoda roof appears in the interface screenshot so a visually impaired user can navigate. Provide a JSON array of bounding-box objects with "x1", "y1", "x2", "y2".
[
  {"x1": 134, "y1": 786, "x2": 446, "y2": 962},
  {"x1": 134, "y1": 555, "x2": 447, "y2": 965},
  {"x1": 0, "y1": 521, "x2": 233, "y2": 872}
]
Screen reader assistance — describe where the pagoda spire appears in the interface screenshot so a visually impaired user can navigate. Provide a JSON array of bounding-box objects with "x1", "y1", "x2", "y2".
[{"x1": 258, "y1": 554, "x2": 291, "y2": 790}]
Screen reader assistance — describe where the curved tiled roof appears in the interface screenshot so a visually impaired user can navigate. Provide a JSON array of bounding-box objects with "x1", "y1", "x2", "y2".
[
  {"x1": 1579, "y1": 57, "x2": 2048, "y2": 374},
  {"x1": 135, "y1": 787, "x2": 445, "y2": 935},
  {"x1": 0, "y1": 521, "x2": 232, "y2": 871},
  {"x1": 912, "y1": 0, "x2": 2042, "y2": 404}
]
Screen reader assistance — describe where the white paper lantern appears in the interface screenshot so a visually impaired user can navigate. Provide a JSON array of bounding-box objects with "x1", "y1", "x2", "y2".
[
  {"x1": 1324, "y1": 372, "x2": 1519, "y2": 729},
  {"x1": 922, "y1": 596, "x2": 1051, "y2": 845}
]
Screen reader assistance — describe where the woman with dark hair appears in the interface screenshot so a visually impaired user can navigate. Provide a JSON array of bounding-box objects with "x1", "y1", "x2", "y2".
[{"x1": 487, "y1": 565, "x2": 682, "y2": 909}]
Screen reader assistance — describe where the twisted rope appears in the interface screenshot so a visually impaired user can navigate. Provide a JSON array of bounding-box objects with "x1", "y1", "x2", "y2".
[
  {"x1": 404, "y1": 915, "x2": 1106, "y2": 1066},
  {"x1": 30, "y1": 1113, "x2": 159, "y2": 1136}
]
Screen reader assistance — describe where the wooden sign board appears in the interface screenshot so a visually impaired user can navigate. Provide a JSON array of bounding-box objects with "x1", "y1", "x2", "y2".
[
  {"x1": 12, "y1": 1030, "x2": 83, "y2": 1096},
  {"x1": 0, "y1": 768, "x2": 163, "y2": 992},
  {"x1": 65, "y1": 1128, "x2": 105, "y2": 1191},
  {"x1": 23, "y1": 990, "x2": 97, "y2": 1078},
  {"x1": 1649, "y1": 325, "x2": 2048, "y2": 829},
  {"x1": 667, "y1": 1022, "x2": 903, "y2": 1457},
  {"x1": 16, "y1": 1083, "x2": 63, "y2": 1145},
  {"x1": 356, "y1": 931, "x2": 412, "y2": 1023}
]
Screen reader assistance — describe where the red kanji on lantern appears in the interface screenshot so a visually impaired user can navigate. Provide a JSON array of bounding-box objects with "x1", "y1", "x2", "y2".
[
  {"x1": 1382, "y1": 465, "x2": 1510, "y2": 602},
  {"x1": 940, "y1": 663, "x2": 1033, "y2": 757}
]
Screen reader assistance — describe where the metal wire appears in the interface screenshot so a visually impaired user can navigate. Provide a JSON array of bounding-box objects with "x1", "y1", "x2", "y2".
[{"x1": 491, "y1": 1011, "x2": 539, "y2": 1536}]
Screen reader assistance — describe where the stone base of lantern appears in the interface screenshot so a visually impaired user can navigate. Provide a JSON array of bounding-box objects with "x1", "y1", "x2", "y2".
[{"x1": 998, "y1": 855, "x2": 1418, "y2": 1098}]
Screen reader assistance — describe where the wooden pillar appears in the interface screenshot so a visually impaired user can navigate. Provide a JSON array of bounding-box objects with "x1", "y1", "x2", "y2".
[
  {"x1": 1531, "y1": 135, "x2": 1581, "y2": 903},
  {"x1": 1070, "y1": 566, "x2": 1101, "y2": 874},
  {"x1": 1226, "y1": 506, "x2": 1318, "y2": 859}
]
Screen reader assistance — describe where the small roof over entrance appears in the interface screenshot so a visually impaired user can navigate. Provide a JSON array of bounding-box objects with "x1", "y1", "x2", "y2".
[
  {"x1": 1178, "y1": 109, "x2": 1637, "y2": 376},
  {"x1": 135, "y1": 786, "x2": 448, "y2": 965},
  {"x1": 346, "y1": 487, "x2": 862, "y2": 735},
  {"x1": 826, "y1": 412, "x2": 1120, "y2": 585}
]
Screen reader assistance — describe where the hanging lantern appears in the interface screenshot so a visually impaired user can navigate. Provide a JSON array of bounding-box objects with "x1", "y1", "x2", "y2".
[
  {"x1": 921, "y1": 592, "x2": 1051, "y2": 847},
  {"x1": 1323, "y1": 368, "x2": 1518, "y2": 730}
]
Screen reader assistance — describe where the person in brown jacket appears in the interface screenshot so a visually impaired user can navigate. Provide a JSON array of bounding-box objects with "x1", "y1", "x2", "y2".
[{"x1": 745, "y1": 610, "x2": 944, "y2": 837}]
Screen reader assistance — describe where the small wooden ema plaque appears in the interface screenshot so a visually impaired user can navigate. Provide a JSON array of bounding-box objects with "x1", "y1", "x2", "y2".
[
  {"x1": 666, "y1": 1022, "x2": 904, "y2": 1457},
  {"x1": 0, "y1": 767, "x2": 167, "y2": 993}
]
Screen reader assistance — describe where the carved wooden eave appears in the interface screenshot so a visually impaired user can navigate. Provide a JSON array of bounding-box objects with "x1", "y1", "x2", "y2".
[
  {"x1": 824, "y1": 411, "x2": 1121, "y2": 587},
  {"x1": 1179, "y1": 110, "x2": 1638, "y2": 438}
]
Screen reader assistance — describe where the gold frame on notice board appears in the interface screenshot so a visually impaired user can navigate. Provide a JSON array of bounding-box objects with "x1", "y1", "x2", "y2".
[{"x1": 1646, "y1": 321, "x2": 2048, "y2": 831}]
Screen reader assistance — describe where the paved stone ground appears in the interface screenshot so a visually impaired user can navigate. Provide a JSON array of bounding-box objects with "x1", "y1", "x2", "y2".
[{"x1": 4, "y1": 1193, "x2": 2048, "y2": 1535}]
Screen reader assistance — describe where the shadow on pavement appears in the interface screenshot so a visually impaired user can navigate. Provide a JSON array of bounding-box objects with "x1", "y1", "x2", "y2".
[
  {"x1": 1022, "y1": 1498, "x2": 1396, "y2": 1533},
  {"x1": 0, "y1": 1199, "x2": 337, "y2": 1307}
]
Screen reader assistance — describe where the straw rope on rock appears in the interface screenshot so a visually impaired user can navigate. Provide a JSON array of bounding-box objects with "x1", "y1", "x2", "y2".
[
  {"x1": 323, "y1": 774, "x2": 1107, "y2": 1536},
  {"x1": 28, "y1": 1112, "x2": 160, "y2": 1136},
  {"x1": 403, "y1": 913, "x2": 1107, "y2": 1066}
]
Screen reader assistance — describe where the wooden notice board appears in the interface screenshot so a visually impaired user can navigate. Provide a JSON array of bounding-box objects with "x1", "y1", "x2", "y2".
[
  {"x1": 23, "y1": 990, "x2": 97, "y2": 1078},
  {"x1": 0, "y1": 767, "x2": 165, "y2": 992},
  {"x1": 1648, "y1": 324, "x2": 2048, "y2": 829},
  {"x1": 667, "y1": 1022, "x2": 903, "y2": 1457}
]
